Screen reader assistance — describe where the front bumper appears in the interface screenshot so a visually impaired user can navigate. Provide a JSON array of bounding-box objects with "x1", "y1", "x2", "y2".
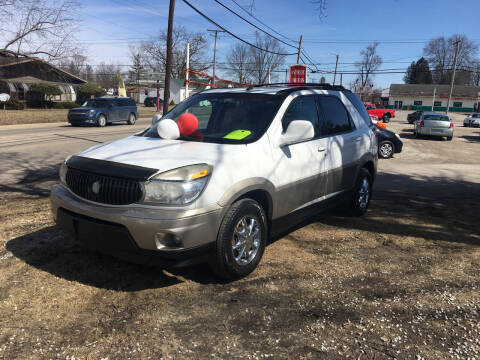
[{"x1": 50, "y1": 185, "x2": 223, "y2": 266}]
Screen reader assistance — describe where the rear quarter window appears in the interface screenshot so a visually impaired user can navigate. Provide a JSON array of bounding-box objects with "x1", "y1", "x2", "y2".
[{"x1": 345, "y1": 92, "x2": 372, "y2": 126}]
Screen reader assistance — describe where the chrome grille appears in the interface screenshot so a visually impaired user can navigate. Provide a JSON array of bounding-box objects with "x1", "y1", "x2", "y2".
[{"x1": 66, "y1": 167, "x2": 143, "y2": 205}]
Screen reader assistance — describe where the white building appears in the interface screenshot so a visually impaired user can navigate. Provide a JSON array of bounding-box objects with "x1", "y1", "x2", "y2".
[{"x1": 388, "y1": 84, "x2": 480, "y2": 112}]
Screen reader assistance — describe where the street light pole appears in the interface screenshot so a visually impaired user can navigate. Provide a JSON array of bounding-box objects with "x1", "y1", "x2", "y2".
[
  {"x1": 446, "y1": 40, "x2": 461, "y2": 114},
  {"x1": 333, "y1": 54, "x2": 339, "y2": 85},
  {"x1": 296, "y1": 35, "x2": 303, "y2": 65},
  {"x1": 163, "y1": 0, "x2": 175, "y2": 115},
  {"x1": 185, "y1": 42, "x2": 190, "y2": 100}
]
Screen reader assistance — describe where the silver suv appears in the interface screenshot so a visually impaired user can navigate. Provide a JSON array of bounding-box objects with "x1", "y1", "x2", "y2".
[{"x1": 51, "y1": 84, "x2": 377, "y2": 280}]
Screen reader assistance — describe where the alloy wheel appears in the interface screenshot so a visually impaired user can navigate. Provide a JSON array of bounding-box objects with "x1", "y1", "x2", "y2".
[{"x1": 232, "y1": 216, "x2": 261, "y2": 266}]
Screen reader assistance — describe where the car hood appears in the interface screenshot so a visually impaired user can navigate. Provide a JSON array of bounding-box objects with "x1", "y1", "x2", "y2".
[
  {"x1": 69, "y1": 107, "x2": 94, "y2": 112},
  {"x1": 77, "y1": 135, "x2": 245, "y2": 173}
]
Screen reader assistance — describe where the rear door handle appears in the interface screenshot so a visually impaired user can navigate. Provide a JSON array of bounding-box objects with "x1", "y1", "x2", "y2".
[
  {"x1": 317, "y1": 148, "x2": 326, "y2": 152},
  {"x1": 353, "y1": 136, "x2": 362, "y2": 142}
]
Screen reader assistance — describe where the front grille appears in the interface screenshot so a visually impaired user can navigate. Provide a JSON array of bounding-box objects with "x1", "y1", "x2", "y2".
[{"x1": 66, "y1": 167, "x2": 143, "y2": 205}]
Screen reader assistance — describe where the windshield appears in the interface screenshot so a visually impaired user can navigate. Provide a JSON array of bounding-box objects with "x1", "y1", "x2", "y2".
[
  {"x1": 82, "y1": 99, "x2": 110, "y2": 108},
  {"x1": 141, "y1": 92, "x2": 283, "y2": 144},
  {"x1": 423, "y1": 114, "x2": 450, "y2": 121}
]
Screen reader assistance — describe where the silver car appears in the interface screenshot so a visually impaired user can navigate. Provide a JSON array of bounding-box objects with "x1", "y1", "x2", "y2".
[
  {"x1": 463, "y1": 113, "x2": 480, "y2": 127},
  {"x1": 414, "y1": 112, "x2": 454, "y2": 141}
]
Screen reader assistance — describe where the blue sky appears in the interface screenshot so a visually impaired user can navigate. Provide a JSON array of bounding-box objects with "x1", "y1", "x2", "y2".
[{"x1": 78, "y1": 0, "x2": 480, "y2": 89}]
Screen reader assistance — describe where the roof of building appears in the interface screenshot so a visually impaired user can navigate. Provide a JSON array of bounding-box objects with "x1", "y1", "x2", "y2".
[
  {"x1": 390, "y1": 84, "x2": 480, "y2": 98},
  {"x1": 0, "y1": 50, "x2": 86, "y2": 84}
]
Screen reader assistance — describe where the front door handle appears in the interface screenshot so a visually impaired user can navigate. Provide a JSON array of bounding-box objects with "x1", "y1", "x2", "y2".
[
  {"x1": 353, "y1": 136, "x2": 362, "y2": 142},
  {"x1": 318, "y1": 148, "x2": 326, "y2": 153}
]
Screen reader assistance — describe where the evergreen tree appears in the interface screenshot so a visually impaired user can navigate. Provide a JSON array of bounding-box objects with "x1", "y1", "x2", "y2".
[
  {"x1": 404, "y1": 61, "x2": 417, "y2": 84},
  {"x1": 404, "y1": 57, "x2": 433, "y2": 84}
]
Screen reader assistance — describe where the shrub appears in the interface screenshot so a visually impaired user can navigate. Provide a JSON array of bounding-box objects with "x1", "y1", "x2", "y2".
[
  {"x1": 76, "y1": 84, "x2": 106, "y2": 104},
  {"x1": 52, "y1": 101, "x2": 78, "y2": 109},
  {"x1": 3, "y1": 98, "x2": 24, "y2": 110},
  {"x1": 29, "y1": 83, "x2": 62, "y2": 108}
]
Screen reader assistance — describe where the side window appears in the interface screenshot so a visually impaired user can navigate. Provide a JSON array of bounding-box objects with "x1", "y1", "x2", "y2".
[
  {"x1": 318, "y1": 96, "x2": 352, "y2": 135},
  {"x1": 345, "y1": 92, "x2": 371, "y2": 126},
  {"x1": 128, "y1": 98, "x2": 136, "y2": 107},
  {"x1": 113, "y1": 100, "x2": 121, "y2": 107},
  {"x1": 281, "y1": 95, "x2": 318, "y2": 133}
]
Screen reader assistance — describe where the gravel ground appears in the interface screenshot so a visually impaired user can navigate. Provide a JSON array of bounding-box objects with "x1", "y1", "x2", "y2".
[{"x1": 0, "y1": 110, "x2": 479, "y2": 359}]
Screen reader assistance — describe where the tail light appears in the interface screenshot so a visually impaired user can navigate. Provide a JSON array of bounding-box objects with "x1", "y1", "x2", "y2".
[
  {"x1": 419, "y1": 120, "x2": 424, "y2": 127},
  {"x1": 449, "y1": 122, "x2": 454, "y2": 128}
]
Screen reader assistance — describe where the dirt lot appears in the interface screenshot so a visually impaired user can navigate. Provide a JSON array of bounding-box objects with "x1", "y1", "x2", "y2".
[
  {"x1": 0, "y1": 111, "x2": 479, "y2": 359},
  {"x1": 0, "y1": 106, "x2": 159, "y2": 126}
]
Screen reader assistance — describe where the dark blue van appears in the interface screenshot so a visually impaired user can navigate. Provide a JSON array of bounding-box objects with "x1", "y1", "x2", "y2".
[{"x1": 68, "y1": 97, "x2": 138, "y2": 127}]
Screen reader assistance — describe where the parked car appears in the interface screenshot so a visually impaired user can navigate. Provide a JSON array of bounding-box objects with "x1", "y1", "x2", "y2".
[
  {"x1": 144, "y1": 96, "x2": 162, "y2": 107},
  {"x1": 463, "y1": 113, "x2": 480, "y2": 127},
  {"x1": 407, "y1": 110, "x2": 423, "y2": 124},
  {"x1": 51, "y1": 84, "x2": 377, "y2": 280},
  {"x1": 68, "y1": 97, "x2": 138, "y2": 127},
  {"x1": 374, "y1": 124, "x2": 403, "y2": 159},
  {"x1": 365, "y1": 103, "x2": 395, "y2": 123},
  {"x1": 414, "y1": 112, "x2": 453, "y2": 141}
]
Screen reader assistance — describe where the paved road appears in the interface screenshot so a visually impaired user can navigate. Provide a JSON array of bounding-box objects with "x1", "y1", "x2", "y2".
[{"x1": 0, "y1": 118, "x2": 152, "y2": 194}]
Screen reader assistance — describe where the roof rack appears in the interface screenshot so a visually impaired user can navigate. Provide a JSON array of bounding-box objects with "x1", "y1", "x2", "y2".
[{"x1": 246, "y1": 82, "x2": 349, "y2": 93}]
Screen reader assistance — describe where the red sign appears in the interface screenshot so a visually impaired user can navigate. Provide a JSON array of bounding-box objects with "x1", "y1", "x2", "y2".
[{"x1": 289, "y1": 64, "x2": 307, "y2": 84}]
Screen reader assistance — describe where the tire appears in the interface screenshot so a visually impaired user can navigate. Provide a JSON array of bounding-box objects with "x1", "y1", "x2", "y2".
[
  {"x1": 349, "y1": 168, "x2": 372, "y2": 217},
  {"x1": 209, "y1": 198, "x2": 267, "y2": 280},
  {"x1": 464, "y1": 123, "x2": 469, "y2": 127},
  {"x1": 97, "y1": 114, "x2": 107, "y2": 127},
  {"x1": 447, "y1": 136, "x2": 452, "y2": 141},
  {"x1": 414, "y1": 129, "x2": 422, "y2": 139},
  {"x1": 378, "y1": 140, "x2": 395, "y2": 159},
  {"x1": 127, "y1": 113, "x2": 136, "y2": 125},
  {"x1": 382, "y1": 113, "x2": 391, "y2": 123}
]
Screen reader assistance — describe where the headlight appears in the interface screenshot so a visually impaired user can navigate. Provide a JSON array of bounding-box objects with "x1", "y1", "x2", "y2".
[
  {"x1": 59, "y1": 162, "x2": 68, "y2": 186},
  {"x1": 143, "y1": 164, "x2": 212, "y2": 205},
  {"x1": 89, "y1": 109, "x2": 96, "y2": 116}
]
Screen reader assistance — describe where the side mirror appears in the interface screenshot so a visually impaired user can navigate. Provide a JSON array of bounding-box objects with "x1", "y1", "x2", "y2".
[{"x1": 277, "y1": 120, "x2": 315, "y2": 147}]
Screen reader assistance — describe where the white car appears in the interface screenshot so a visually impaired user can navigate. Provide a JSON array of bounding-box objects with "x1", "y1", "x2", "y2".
[
  {"x1": 50, "y1": 84, "x2": 377, "y2": 280},
  {"x1": 463, "y1": 113, "x2": 480, "y2": 127}
]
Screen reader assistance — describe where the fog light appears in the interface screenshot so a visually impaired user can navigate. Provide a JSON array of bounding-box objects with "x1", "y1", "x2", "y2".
[{"x1": 155, "y1": 232, "x2": 181, "y2": 249}]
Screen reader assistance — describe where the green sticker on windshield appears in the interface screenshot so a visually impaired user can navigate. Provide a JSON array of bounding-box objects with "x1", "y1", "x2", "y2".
[{"x1": 223, "y1": 129, "x2": 252, "y2": 140}]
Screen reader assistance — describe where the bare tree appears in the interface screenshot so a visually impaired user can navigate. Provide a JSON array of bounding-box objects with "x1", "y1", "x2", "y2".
[
  {"x1": 312, "y1": 0, "x2": 327, "y2": 19},
  {"x1": 0, "y1": 0, "x2": 81, "y2": 60},
  {"x1": 142, "y1": 25, "x2": 208, "y2": 78},
  {"x1": 58, "y1": 54, "x2": 93, "y2": 80},
  {"x1": 95, "y1": 63, "x2": 122, "y2": 90},
  {"x1": 249, "y1": 32, "x2": 286, "y2": 85},
  {"x1": 355, "y1": 42, "x2": 382, "y2": 88},
  {"x1": 472, "y1": 61, "x2": 480, "y2": 87},
  {"x1": 226, "y1": 43, "x2": 253, "y2": 84},
  {"x1": 423, "y1": 34, "x2": 479, "y2": 85}
]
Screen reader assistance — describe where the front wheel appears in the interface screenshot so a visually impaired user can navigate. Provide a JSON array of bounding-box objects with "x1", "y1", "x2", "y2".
[
  {"x1": 97, "y1": 114, "x2": 107, "y2": 127},
  {"x1": 127, "y1": 113, "x2": 136, "y2": 125},
  {"x1": 378, "y1": 140, "x2": 394, "y2": 159},
  {"x1": 446, "y1": 136, "x2": 453, "y2": 141},
  {"x1": 349, "y1": 169, "x2": 372, "y2": 216},
  {"x1": 382, "y1": 113, "x2": 391, "y2": 123},
  {"x1": 209, "y1": 198, "x2": 267, "y2": 280}
]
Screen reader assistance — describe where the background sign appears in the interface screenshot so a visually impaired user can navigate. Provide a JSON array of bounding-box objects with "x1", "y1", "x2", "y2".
[
  {"x1": 289, "y1": 64, "x2": 307, "y2": 84},
  {"x1": 0, "y1": 93, "x2": 10, "y2": 103}
]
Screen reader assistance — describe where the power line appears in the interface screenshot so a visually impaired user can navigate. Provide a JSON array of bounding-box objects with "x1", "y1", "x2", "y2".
[
  {"x1": 181, "y1": 0, "x2": 297, "y2": 56},
  {"x1": 213, "y1": 0, "x2": 298, "y2": 49}
]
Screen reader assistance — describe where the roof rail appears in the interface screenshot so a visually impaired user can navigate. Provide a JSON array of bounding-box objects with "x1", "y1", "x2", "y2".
[{"x1": 246, "y1": 82, "x2": 349, "y2": 92}]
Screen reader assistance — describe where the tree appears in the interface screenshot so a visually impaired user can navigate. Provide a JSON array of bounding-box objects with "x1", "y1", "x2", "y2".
[
  {"x1": 142, "y1": 25, "x2": 208, "y2": 78},
  {"x1": 404, "y1": 57, "x2": 433, "y2": 84},
  {"x1": 0, "y1": 0, "x2": 81, "y2": 60},
  {"x1": 58, "y1": 54, "x2": 94, "y2": 82},
  {"x1": 95, "y1": 63, "x2": 122, "y2": 90},
  {"x1": 76, "y1": 83, "x2": 105, "y2": 104},
  {"x1": 249, "y1": 31, "x2": 286, "y2": 85},
  {"x1": 423, "y1": 34, "x2": 479, "y2": 85},
  {"x1": 226, "y1": 43, "x2": 253, "y2": 84},
  {"x1": 355, "y1": 42, "x2": 382, "y2": 89},
  {"x1": 29, "y1": 82, "x2": 61, "y2": 108},
  {"x1": 128, "y1": 47, "x2": 145, "y2": 102}
]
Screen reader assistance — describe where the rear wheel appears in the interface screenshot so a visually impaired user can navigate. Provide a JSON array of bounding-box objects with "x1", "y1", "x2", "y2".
[
  {"x1": 378, "y1": 140, "x2": 394, "y2": 159},
  {"x1": 382, "y1": 113, "x2": 391, "y2": 123},
  {"x1": 209, "y1": 198, "x2": 267, "y2": 280},
  {"x1": 446, "y1": 136, "x2": 453, "y2": 141},
  {"x1": 127, "y1": 113, "x2": 136, "y2": 125},
  {"x1": 97, "y1": 114, "x2": 107, "y2": 127},
  {"x1": 349, "y1": 168, "x2": 372, "y2": 216}
]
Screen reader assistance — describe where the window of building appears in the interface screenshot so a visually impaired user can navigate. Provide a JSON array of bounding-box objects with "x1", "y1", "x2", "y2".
[
  {"x1": 414, "y1": 100, "x2": 423, "y2": 106},
  {"x1": 434, "y1": 101, "x2": 442, "y2": 107},
  {"x1": 453, "y1": 102, "x2": 462, "y2": 108},
  {"x1": 317, "y1": 96, "x2": 352, "y2": 135},
  {"x1": 282, "y1": 95, "x2": 319, "y2": 134}
]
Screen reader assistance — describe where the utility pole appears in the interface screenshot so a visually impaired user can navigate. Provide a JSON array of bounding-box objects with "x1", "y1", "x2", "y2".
[
  {"x1": 432, "y1": 87, "x2": 436, "y2": 111},
  {"x1": 296, "y1": 35, "x2": 303, "y2": 64},
  {"x1": 267, "y1": 66, "x2": 271, "y2": 84},
  {"x1": 163, "y1": 0, "x2": 175, "y2": 115},
  {"x1": 446, "y1": 39, "x2": 461, "y2": 114},
  {"x1": 340, "y1": 73, "x2": 343, "y2": 86},
  {"x1": 185, "y1": 42, "x2": 190, "y2": 100},
  {"x1": 333, "y1": 54, "x2": 339, "y2": 85},
  {"x1": 208, "y1": 29, "x2": 225, "y2": 85}
]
